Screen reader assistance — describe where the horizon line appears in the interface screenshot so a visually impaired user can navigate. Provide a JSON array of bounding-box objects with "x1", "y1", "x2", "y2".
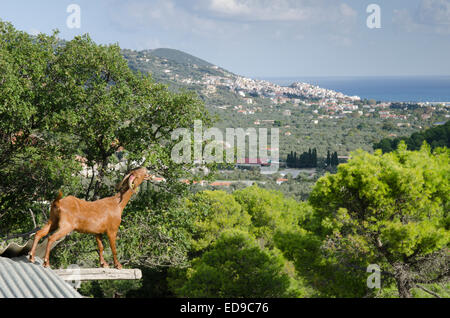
[{"x1": 253, "y1": 75, "x2": 450, "y2": 79}]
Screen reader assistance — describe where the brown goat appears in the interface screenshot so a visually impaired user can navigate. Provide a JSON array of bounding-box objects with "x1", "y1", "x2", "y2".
[{"x1": 28, "y1": 167, "x2": 153, "y2": 269}]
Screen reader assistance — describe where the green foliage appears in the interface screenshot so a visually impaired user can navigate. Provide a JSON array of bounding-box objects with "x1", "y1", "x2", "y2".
[
  {"x1": 150, "y1": 48, "x2": 215, "y2": 68},
  {"x1": 122, "y1": 48, "x2": 229, "y2": 88},
  {"x1": 0, "y1": 21, "x2": 211, "y2": 276},
  {"x1": 51, "y1": 34, "x2": 212, "y2": 200},
  {"x1": 168, "y1": 187, "x2": 313, "y2": 298},
  {"x1": 287, "y1": 148, "x2": 318, "y2": 168},
  {"x1": 278, "y1": 143, "x2": 449, "y2": 297},
  {"x1": 173, "y1": 230, "x2": 290, "y2": 298},
  {"x1": 0, "y1": 21, "x2": 82, "y2": 234},
  {"x1": 185, "y1": 191, "x2": 251, "y2": 253},
  {"x1": 325, "y1": 150, "x2": 339, "y2": 167},
  {"x1": 80, "y1": 280, "x2": 142, "y2": 298},
  {"x1": 2, "y1": 20, "x2": 448, "y2": 299},
  {"x1": 374, "y1": 121, "x2": 450, "y2": 153},
  {"x1": 233, "y1": 186, "x2": 307, "y2": 247}
]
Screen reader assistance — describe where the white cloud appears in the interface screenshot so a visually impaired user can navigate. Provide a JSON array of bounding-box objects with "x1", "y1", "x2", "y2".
[
  {"x1": 107, "y1": 0, "x2": 359, "y2": 47},
  {"x1": 339, "y1": 3, "x2": 357, "y2": 18},
  {"x1": 108, "y1": 0, "x2": 225, "y2": 37},
  {"x1": 110, "y1": 0, "x2": 177, "y2": 29},
  {"x1": 111, "y1": 0, "x2": 357, "y2": 26},
  {"x1": 418, "y1": 0, "x2": 450, "y2": 25},
  {"x1": 197, "y1": 0, "x2": 357, "y2": 24},
  {"x1": 134, "y1": 38, "x2": 163, "y2": 50},
  {"x1": 393, "y1": 0, "x2": 450, "y2": 34},
  {"x1": 208, "y1": 0, "x2": 252, "y2": 16},
  {"x1": 29, "y1": 28, "x2": 40, "y2": 36}
]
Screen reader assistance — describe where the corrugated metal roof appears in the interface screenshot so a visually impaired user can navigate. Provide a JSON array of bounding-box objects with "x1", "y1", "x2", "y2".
[
  {"x1": 0, "y1": 237, "x2": 62, "y2": 259},
  {"x1": 0, "y1": 240, "x2": 34, "y2": 258},
  {"x1": 0, "y1": 256, "x2": 82, "y2": 298}
]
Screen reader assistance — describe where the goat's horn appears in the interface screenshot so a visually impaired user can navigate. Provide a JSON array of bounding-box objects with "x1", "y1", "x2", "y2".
[
  {"x1": 128, "y1": 174, "x2": 136, "y2": 192},
  {"x1": 117, "y1": 172, "x2": 132, "y2": 190}
]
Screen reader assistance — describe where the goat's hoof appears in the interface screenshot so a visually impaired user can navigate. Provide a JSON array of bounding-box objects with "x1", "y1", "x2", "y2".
[
  {"x1": 115, "y1": 263, "x2": 122, "y2": 270},
  {"x1": 100, "y1": 263, "x2": 109, "y2": 268},
  {"x1": 43, "y1": 260, "x2": 50, "y2": 268},
  {"x1": 28, "y1": 255, "x2": 35, "y2": 264}
]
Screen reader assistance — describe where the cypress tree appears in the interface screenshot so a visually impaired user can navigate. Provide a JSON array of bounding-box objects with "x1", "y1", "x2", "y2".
[
  {"x1": 308, "y1": 148, "x2": 312, "y2": 167},
  {"x1": 332, "y1": 152, "x2": 339, "y2": 167},
  {"x1": 312, "y1": 148, "x2": 317, "y2": 167}
]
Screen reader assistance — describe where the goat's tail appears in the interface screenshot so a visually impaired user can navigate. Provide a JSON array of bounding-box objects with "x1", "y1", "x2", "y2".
[
  {"x1": 51, "y1": 190, "x2": 63, "y2": 209},
  {"x1": 49, "y1": 190, "x2": 63, "y2": 221},
  {"x1": 55, "y1": 190, "x2": 63, "y2": 201}
]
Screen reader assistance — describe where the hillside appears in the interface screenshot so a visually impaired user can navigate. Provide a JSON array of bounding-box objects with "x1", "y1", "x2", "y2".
[
  {"x1": 121, "y1": 48, "x2": 358, "y2": 105},
  {"x1": 122, "y1": 48, "x2": 235, "y2": 89},
  {"x1": 120, "y1": 48, "x2": 450, "y2": 158},
  {"x1": 374, "y1": 120, "x2": 450, "y2": 152},
  {"x1": 149, "y1": 48, "x2": 215, "y2": 68}
]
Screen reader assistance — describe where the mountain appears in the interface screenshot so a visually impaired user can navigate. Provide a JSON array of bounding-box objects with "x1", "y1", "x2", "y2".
[
  {"x1": 121, "y1": 48, "x2": 360, "y2": 108},
  {"x1": 148, "y1": 48, "x2": 215, "y2": 68},
  {"x1": 122, "y1": 48, "x2": 235, "y2": 86}
]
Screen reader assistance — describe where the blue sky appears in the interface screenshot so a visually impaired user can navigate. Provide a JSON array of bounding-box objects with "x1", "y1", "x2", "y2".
[{"x1": 1, "y1": 0, "x2": 449, "y2": 77}]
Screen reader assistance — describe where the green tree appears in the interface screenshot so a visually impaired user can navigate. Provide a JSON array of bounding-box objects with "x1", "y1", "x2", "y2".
[
  {"x1": 51, "y1": 34, "x2": 210, "y2": 200},
  {"x1": 331, "y1": 151, "x2": 339, "y2": 167},
  {"x1": 381, "y1": 120, "x2": 395, "y2": 131},
  {"x1": 279, "y1": 143, "x2": 449, "y2": 297},
  {"x1": 233, "y1": 185, "x2": 306, "y2": 247},
  {"x1": 185, "y1": 190, "x2": 252, "y2": 253},
  {"x1": 375, "y1": 138, "x2": 394, "y2": 154},
  {"x1": 312, "y1": 148, "x2": 318, "y2": 167},
  {"x1": 49, "y1": 32, "x2": 212, "y2": 267},
  {"x1": 326, "y1": 150, "x2": 331, "y2": 167},
  {"x1": 374, "y1": 121, "x2": 450, "y2": 153},
  {"x1": 173, "y1": 230, "x2": 290, "y2": 298},
  {"x1": 0, "y1": 22, "x2": 213, "y2": 283},
  {"x1": 167, "y1": 187, "x2": 314, "y2": 298},
  {"x1": 0, "y1": 21, "x2": 81, "y2": 235}
]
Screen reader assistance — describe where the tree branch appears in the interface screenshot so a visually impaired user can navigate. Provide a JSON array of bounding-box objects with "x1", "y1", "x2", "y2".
[
  {"x1": 415, "y1": 284, "x2": 442, "y2": 298},
  {"x1": 1, "y1": 227, "x2": 40, "y2": 242},
  {"x1": 28, "y1": 208, "x2": 37, "y2": 228}
]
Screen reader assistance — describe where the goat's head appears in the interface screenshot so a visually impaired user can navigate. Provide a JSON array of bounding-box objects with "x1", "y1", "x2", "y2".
[{"x1": 117, "y1": 167, "x2": 154, "y2": 193}]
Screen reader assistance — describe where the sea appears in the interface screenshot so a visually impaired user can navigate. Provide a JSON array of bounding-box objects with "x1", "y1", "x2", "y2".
[{"x1": 260, "y1": 76, "x2": 450, "y2": 103}]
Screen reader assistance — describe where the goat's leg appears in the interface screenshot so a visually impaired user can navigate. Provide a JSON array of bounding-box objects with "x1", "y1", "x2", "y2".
[
  {"x1": 107, "y1": 231, "x2": 122, "y2": 269},
  {"x1": 28, "y1": 221, "x2": 52, "y2": 263},
  {"x1": 43, "y1": 226, "x2": 72, "y2": 268},
  {"x1": 96, "y1": 235, "x2": 109, "y2": 268}
]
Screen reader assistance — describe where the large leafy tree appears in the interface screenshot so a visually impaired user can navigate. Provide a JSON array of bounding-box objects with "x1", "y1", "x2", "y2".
[
  {"x1": 50, "y1": 34, "x2": 210, "y2": 200},
  {"x1": 278, "y1": 143, "x2": 449, "y2": 297},
  {"x1": 0, "y1": 21, "x2": 213, "y2": 276},
  {"x1": 184, "y1": 190, "x2": 252, "y2": 253},
  {"x1": 0, "y1": 21, "x2": 81, "y2": 235},
  {"x1": 172, "y1": 230, "x2": 290, "y2": 298},
  {"x1": 168, "y1": 187, "x2": 313, "y2": 298},
  {"x1": 233, "y1": 185, "x2": 308, "y2": 248},
  {"x1": 374, "y1": 121, "x2": 450, "y2": 153},
  {"x1": 48, "y1": 35, "x2": 212, "y2": 269}
]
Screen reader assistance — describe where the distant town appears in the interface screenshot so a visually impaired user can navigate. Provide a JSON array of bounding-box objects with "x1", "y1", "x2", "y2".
[{"x1": 142, "y1": 53, "x2": 450, "y2": 126}]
